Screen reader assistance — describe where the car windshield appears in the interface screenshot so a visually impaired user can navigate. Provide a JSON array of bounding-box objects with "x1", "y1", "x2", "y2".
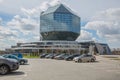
[
  {"x1": 3, "y1": 54, "x2": 19, "y2": 60},
  {"x1": 80, "y1": 54, "x2": 86, "y2": 57},
  {"x1": 0, "y1": 56, "x2": 4, "y2": 58},
  {"x1": 57, "y1": 54, "x2": 65, "y2": 57},
  {"x1": 10, "y1": 55, "x2": 19, "y2": 59}
]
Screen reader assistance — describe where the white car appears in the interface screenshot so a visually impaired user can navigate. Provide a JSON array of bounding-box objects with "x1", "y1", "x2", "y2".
[{"x1": 73, "y1": 54, "x2": 96, "y2": 63}]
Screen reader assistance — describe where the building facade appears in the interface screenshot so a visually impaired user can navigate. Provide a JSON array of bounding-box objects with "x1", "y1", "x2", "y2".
[
  {"x1": 40, "y1": 4, "x2": 80, "y2": 41},
  {"x1": 6, "y1": 4, "x2": 111, "y2": 55},
  {"x1": 6, "y1": 41, "x2": 111, "y2": 55}
]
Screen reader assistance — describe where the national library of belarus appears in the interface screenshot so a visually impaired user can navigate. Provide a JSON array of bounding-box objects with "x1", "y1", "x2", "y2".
[{"x1": 6, "y1": 4, "x2": 111, "y2": 55}]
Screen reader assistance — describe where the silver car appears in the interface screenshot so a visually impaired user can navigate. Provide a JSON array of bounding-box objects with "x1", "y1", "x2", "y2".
[
  {"x1": 73, "y1": 54, "x2": 96, "y2": 63},
  {"x1": 0, "y1": 56, "x2": 19, "y2": 75}
]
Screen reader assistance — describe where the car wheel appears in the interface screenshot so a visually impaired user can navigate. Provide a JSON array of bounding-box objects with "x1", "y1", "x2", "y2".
[
  {"x1": 69, "y1": 58, "x2": 72, "y2": 61},
  {"x1": 20, "y1": 60, "x2": 25, "y2": 65},
  {"x1": 91, "y1": 59, "x2": 95, "y2": 62},
  {"x1": 78, "y1": 59, "x2": 82, "y2": 63},
  {"x1": 0, "y1": 65, "x2": 9, "y2": 75},
  {"x1": 67, "y1": 58, "x2": 71, "y2": 61}
]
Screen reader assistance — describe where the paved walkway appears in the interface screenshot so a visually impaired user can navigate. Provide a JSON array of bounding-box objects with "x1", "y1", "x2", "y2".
[{"x1": 0, "y1": 56, "x2": 120, "y2": 80}]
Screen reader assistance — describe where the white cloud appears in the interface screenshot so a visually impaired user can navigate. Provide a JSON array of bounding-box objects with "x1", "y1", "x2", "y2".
[
  {"x1": 85, "y1": 8, "x2": 120, "y2": 48},
  {"x1": 0, "y1": 25, "x2": 20, "y2": 49},
  {"x1": 0, "y1": 18, "x2": 2, "y2": 25},
  {"x1": 76, "y1": 30, "x2": 94, "y2": 41},
  {"x1": 0, "y1": 17, "x2": 2, "y2": 21},
  {"x1": 49, "y1": 0, "x2": 61, "y2": 6},
  {"x1": 1, "y1": 0, "x2": 120, "y2": 50},
  {"x1": 14, "y1": 0, "x2": 62, "y2": 36},
  {"x1": 85, "y1": 21, "x2": 120, "y2": 36},
  {"x1": 21, "y1": 7, "x2": 41, "y2": 19},
  {"x1": 0, "y1": 0, "x2": 68, "y2": 50},
  {"x1": 0, "y1": 25, "x2": 18, "y2": 39},
  {"x1": 0, "y1": 7, "x2": 40, "y2": 50},
  {"x1": 0, "y1": 42, "x2": 11, "y2": 50},
  {"x1": 7, "y1": 15, "x2": 39, "y2": 35},
  {"x1": 20, "y1": 0, "x2": 61, "y2": 17},
  {"x1": 1, "y1": 0, "x2": 61, "y2": 50},
  {"x1": 0, "y1": 0, "x2": 3, "y2": 3},
  {"x1": 39, "y1": 0, "x2": 61, "y2": 11},
  {"x1": 40, "y1": 1, "x2": 49, "y2": 11},
  {"x1": 0, "y1": 17, "x2": 2, "y2": 25},
  {"x1": 92, "y1": 8, "x2": 120, "y2": 21}
]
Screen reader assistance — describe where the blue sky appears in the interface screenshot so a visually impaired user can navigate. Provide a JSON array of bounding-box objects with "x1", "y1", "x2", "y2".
[{"x1": 0, "y1": 0, "x2": 120, "y2": 50}]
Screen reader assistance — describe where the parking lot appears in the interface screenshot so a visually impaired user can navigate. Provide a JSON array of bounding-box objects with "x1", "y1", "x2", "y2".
[{"x1": 0, "y1": 56, "x2": 120, "y2": 80}]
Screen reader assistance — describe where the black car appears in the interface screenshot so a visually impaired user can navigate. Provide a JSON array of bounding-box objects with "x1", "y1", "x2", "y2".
[
  {"x1": 49, "y1": 53, "x2": 60, "y2": 59},
  {"x1": 54, "y1": 54, "x2": 69, "y2": 60},
  {"x1": 40, "y1": 53, "x2": 48, "y2": 58},
  {"x1": 45, "y1": 53, "x2": 54, "y2": 58},
  {"x1": 65, "y1": 54, "x2": 81, "y2": 61}
]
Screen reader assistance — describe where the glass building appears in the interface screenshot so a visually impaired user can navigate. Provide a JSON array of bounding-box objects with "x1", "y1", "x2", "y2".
[
  {"x1": 40, "y1": 4, "x2": 80, "y2": 41},
  {"x1": 6, "y1": 4, "x2": 111, "y2": 55}
]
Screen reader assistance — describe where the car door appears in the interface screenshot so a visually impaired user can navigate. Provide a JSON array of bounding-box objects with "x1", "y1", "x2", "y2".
[
  {"x1": 87, "y1": 55, "x2": 92, "y2": 61},
  {"x1": 81, "y1": 55, "x2": 87, "y2": 62},
  {"x1": 82, "y1": 55, "x2": 89, "y2": 62}
]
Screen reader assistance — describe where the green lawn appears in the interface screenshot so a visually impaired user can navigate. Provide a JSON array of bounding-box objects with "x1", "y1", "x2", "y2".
[
  {"x1": 23, "y1": 55, "x2": 39, "y2": 58},
  {"x1": 102, "y1": 56, "x2": 118, "y2": 58},
  {"x1": 110, "y1": 58, "x2": 120, "y2": 61}
]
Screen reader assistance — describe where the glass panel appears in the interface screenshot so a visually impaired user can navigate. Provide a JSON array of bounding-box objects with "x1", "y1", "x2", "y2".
[{"x1": 40, "y1": 12, "x2": 80, "y2": 34}]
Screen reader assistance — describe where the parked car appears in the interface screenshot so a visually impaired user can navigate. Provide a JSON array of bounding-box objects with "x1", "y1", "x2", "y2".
[
  {"x1": 73, "y1": 54, "x2": 96, "y2": 62},
  {"x1": 2, "y1": 54, "x2": 28, "y2": 65},
  {"x1": 54, "y1": 54, "x2": 69, "y2": 60},
  {"x1": 40, "y1": 53, "x2": 48, "y2": 58},
  {"x1": 65, "y1": 54, "x2": 81, "y2": 61},
  {"x1": 45, "y1": 53, "x2": 54, "y2": 59},
  {"x1": 0, "y1": 56, "x2": 19, "y2": 75},
  {"x1": 49, "y1": 53, "x2": 60, "y2": 59},
  {"x1": 12, "y1": 52, "x2": 23, "y2": 58}
]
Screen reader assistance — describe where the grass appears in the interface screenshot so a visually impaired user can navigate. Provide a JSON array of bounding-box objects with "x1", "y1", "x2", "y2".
[
  {"x1": 110, "y1": 58, "x2": 120, "y2": 61},
  {"x1": 102, "y1": 56, "x2": 118, "y2": 58},
  {"x1": 23, "y1": 55, "x2": 39, "y2": 58}
]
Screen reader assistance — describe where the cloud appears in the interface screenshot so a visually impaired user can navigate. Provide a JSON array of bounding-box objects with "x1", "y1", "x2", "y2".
[
  {"x1": 0, "y1": 25, "x2": 18, "y2": 39},
  {"x1": 0, "y1": 17, "x2": 2, "y2": 25},
  {"x1": 39, "y1": 0, "x2": 61, "y2": 11},
  {"x1": 1, "y1": 0, "x2": 62, "y2": 49},
  {"x1": 0, "y1": 0, "x2": 3, "y2": 3},
  {"x1": 92, "y1": 8, "x2": 120, "y2": 21},
  {"x1": 21, "y1": 7, "x2": 41, "y2": 19},
  {"x1": 1, "y1": 11, "x2": 40, "y2": 50},
  {"x1": 40, "y1": 1, "x2": 49, "y2": 11},
  {"x1": 15, "y1": 0, "x2": 62, "y2": 36},
  {"x1": 7, "y1": 15, "x2": 39, "y2": 35},
  {"x1": 49, "y1": 0, "x2": 61, "y2": 6},
  {"x1": 85, "y1": 21, "x2": 120, "y2": 35},
  {"x1": 0, "y1": 42, "x2": 11, "y2": 50},
  {"x1": 1, "y1": 0, "x2": 119, "y2": 50},
  {"x1": 0, "y1": 23, "x2": 39, "y2": 50},
  {"x1": 20, "y1": 0, "x2": 61, "y2": 17},
  {"x1": 85, "y1": 8, "x2": 120, "y2": 48},
  {"x1": 76, "y1": 30, "x2": 93, "y2": 41}
]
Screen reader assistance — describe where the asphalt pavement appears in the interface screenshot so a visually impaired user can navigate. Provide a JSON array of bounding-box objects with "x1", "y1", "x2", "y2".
[{"x1": 0, "y1": 56, "x2": 120, "y2": 80}]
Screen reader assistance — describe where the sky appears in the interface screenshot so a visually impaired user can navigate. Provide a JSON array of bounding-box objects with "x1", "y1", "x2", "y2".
[{"x1": 0, "y1": 0, "x2": 120, "y2": 50}]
